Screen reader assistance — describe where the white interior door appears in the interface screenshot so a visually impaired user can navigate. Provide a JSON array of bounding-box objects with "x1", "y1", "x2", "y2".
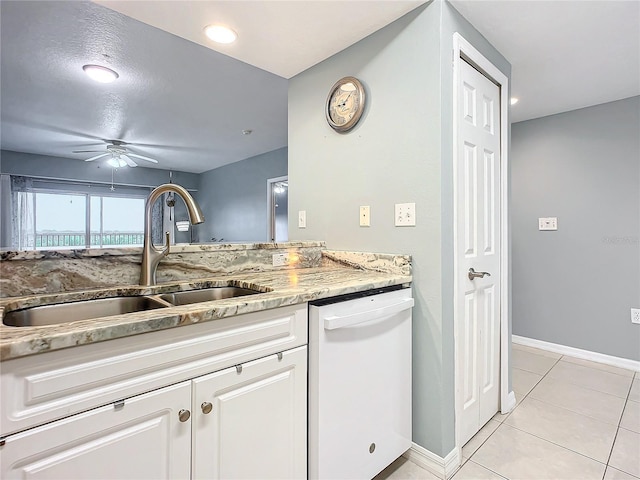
[{"x1": 457, "y1": 59, "x2": 502, "y2": 447}]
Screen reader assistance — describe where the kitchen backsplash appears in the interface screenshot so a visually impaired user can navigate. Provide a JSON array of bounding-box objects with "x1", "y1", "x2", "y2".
[
  {"x1": 0, "y1": 243, "x2": 411, "y2": 298},
  {"x1": 0, "y1": 242, "x2": 324, "y2": 298}
]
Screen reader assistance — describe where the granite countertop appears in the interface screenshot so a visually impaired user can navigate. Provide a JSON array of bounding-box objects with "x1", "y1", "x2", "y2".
[{"x1": 0, "y1": 260, "x2": 411, "y2": 361}]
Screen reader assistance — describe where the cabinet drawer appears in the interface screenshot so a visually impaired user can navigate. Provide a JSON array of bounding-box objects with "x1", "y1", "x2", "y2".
[{"x1": 1, "y1": 305, "x2": 307, "y2": 437}]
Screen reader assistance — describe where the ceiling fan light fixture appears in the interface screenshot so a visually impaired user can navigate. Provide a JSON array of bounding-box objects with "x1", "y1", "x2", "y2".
[
  {"x1": 83, "y1": 64, "x2": 119, "y2": 83},
  {"x1": 107, "y1": 157, "x2": 127, "y2": 168},
  {"x1": 204, "y1": 25, "x2": 237, "y2": 44}
]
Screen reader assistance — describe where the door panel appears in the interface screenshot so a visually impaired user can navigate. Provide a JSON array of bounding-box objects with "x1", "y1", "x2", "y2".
[
  {"x1": 1, "y1": 382, "x2": 191, "y2": 480},
  {"x1": 457, "y1": 59, "x2": 501, "y2": 447},
  {"x1": 192, "y1": 347, "x2": 307, "y2": 480}
]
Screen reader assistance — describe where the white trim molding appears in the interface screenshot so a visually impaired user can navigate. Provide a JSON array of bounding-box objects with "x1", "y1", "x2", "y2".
[
  {"x1": 502, "y1": 390, "x2": 517, "y2": 414},
  {"x1": 403, "y1": 444, "x2": 461, "y2": 479},
  {"x1": 513, "y1": 335, "x2": 640, "y2": 372}
]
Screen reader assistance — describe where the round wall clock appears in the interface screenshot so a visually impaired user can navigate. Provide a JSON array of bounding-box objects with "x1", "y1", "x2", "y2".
[{"x1": 325, "y1": 76, "x2": 366, "y2": 133}]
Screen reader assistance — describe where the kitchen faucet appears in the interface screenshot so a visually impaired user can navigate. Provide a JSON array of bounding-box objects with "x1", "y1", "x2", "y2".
[{"x1": 140, "y1": 183, "x2": 205, "y2": 286}]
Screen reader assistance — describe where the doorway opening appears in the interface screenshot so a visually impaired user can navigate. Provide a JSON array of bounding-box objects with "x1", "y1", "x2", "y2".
[{"x1": 267, "y1": 176, "x2": 288, "y2": 242}]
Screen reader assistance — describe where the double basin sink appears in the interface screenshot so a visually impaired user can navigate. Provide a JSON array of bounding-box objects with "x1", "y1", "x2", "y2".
[{"x1": 3, "y1": 287, "x2": 261, "y2": 328}]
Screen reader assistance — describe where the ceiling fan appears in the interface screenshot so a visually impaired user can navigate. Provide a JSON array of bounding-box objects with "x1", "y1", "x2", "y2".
[{"x1": 73, "y1": 140, "x2": 159, "y2": 168}]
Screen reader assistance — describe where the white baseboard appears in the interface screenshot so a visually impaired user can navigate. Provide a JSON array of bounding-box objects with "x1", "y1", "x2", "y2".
[
  {"x1": 512, "y1": 335, "x2": 640, "y2": 372},
  {"x1": 403, "y1": 443, "x2": 460, "y2": 479}
]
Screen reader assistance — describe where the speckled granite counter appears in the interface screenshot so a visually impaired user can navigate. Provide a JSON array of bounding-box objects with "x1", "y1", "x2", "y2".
[{"x1": 0, "y1": 245, "x2": 411, "y2": 361}]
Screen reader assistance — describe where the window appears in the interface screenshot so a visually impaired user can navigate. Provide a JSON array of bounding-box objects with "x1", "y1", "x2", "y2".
[{"x1": 10, "y1": 178, "x2": 148, "y2": 250}]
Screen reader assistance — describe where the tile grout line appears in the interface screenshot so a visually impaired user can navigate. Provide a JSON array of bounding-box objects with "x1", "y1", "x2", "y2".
[
  {"x1": 545, "y1": 361, "x2": 633, "y2": 399},
  {"x1": 603, "y1": 371, "x2": 637, "y2": 478},
  {"x1": 466, "y1": 459, "x2": 509, "y2": 480},
  {"x1": 497, "y1": 354, "x2": 612, "y2": 470},
  {"x1": 464, "y1": 352, "x2": 563, "y2": 474}
]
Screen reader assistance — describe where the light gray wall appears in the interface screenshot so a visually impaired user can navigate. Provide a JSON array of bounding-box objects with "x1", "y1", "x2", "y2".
[
  {"x1": 195, "y1": 147, "x2": 287, "y2": 242},
  {"x1": 288, "y1": 0, "x2": 509, "y2": 456},
  {"x1": 0, "y1": 150, "x2": 199, "y2": 190},
  {"x1": 511, "y1": 96, "x2": 640, "y2": 360}
]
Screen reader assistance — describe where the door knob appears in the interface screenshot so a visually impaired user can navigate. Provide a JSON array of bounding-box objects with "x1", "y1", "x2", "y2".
[
  {"x1": 178, "y1": 409, "x2": 191, "y2": 422},
  {"x1": 468, "y1": 268, "x2": 491, "y2": 281},
  {"x1": 201, "y1": 402, "x2": 213, "y2": 415}
]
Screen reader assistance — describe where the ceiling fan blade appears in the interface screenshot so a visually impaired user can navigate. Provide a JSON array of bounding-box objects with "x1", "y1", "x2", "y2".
[
  {"x1": 121, "y1": 155, "x2": 138, "y2": 168},
  {"x1": 73, "y1": 150, "x2": 104, "y2": 153},
  {"x1": 127, "y1": 153, "x2": 158, "y2": 163},
  {"x1": 84, "y1": 153, "x2": 110, "y2": 162}
]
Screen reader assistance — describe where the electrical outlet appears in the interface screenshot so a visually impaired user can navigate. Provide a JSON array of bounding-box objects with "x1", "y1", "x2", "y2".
[
  {"x1": 395, "y1": 203, "x2": 416, "y2": 227},
  {"x1": 538, "y1": 217, "x2": 558, "y2": 231},
  {"x1": 298, "y1": 210, "x2": 306, "y2": 228},
  {"x1": 632, "y1": 308, "x2": 640, "y2": 325},
  {"x1": 359, "y1": 206, "x2": 370, "y2": 227},
  {"x1": 272, "y1": 253, "x2": 289, "y2": 267}
]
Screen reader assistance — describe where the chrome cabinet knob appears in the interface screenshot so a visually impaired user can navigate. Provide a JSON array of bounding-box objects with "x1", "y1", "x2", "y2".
[
  {"x1": 201, "y1": 402, "x2": 213, "y2": 415},
  {"x1": 178, "y1": 409, "x2": 191, "y2": 422},
  {"x1": 468, "y1": 268, "x2": 491, "y2": 281}
]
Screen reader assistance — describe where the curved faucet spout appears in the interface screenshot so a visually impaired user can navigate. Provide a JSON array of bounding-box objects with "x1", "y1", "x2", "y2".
[{"x1": 140, "y1": 183, "x2": 205, "y2": 286}]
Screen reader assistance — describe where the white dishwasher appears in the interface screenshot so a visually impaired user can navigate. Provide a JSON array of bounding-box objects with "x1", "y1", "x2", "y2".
[{"x1": 308, "y1": 286, "x2": 413, "y2": 480}]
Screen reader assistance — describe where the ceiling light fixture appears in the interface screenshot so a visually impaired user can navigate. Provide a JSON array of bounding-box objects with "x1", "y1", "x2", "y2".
[
  {"x1": 510, "y1": 97, "x2": 519, "y2": 105},
  {"x1": 83, "y1": 64, "x2": 119, "y2": 83},
  {"x1": 204, "y1": 25, "x2": 237, "y2": 44},
  {"x1": 107, "y1": 157, "x2": 127, "y2": 168}
]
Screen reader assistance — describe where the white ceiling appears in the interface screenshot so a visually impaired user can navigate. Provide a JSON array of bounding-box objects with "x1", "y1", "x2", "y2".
[
  {"x1": 449, "y1": 0, "x2": 640, "y2": 123},
  {"x1": 94, "y1": 0, "x2": 426, "y2": 79},
  {"x1": 1, "y1": 1, "x2": 638, "y2": 174}
]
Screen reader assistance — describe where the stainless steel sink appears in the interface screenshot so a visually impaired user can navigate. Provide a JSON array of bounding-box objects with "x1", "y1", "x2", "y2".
[
  {"x1": 3, "y1": 296, "x2": 170, "y2": 327},
  {"x1": 159, "y1": 287, "x2": 260, "y2": 306}
]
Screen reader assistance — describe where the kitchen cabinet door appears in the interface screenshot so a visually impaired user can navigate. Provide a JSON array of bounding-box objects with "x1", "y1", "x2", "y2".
[
  {"x1": 1, "y1": 381, "x2": 191, "y2": 480},
  {"x1": 192, "y1": 346, "x2": 307, "y2": 480}
]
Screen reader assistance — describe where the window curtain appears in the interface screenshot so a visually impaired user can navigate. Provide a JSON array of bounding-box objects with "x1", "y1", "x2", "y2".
[
  {"x1": 0, "y1": 174, "x2": 12, "y2": 248},
  {"x1": 10, "y1": 176, "x2": 35, "y2": 250}
]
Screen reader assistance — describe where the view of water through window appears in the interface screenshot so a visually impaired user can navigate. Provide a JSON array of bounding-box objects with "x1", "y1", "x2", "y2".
[{"x1": 34, "y1": 192, "x2": 145, "y2": 249}]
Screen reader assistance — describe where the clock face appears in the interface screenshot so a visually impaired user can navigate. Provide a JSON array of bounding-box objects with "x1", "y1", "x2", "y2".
[{"x1": 326, "y1": 77, "x2": 365, "y2": 132}]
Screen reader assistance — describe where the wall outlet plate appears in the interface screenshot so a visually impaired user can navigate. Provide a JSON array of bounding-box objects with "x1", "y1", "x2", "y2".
[
  {"x1": 538, "y1": 217, "x2": 558, "y2": 231},
  {"x1": 298, "y1": 210, "x2": 306, "y2": 228},
  {"x1": 359, "y1": 206, "x2": 370, "y2": 227},
  {"x1": 395, "y1": 203, "x2": 416, "y2": 227},
  {"x1": 632, "y1": 308, "x2": 640, "y2": 325},
  {"x1": 272, "y1": 253, "x2": 289, "y2": 267}
]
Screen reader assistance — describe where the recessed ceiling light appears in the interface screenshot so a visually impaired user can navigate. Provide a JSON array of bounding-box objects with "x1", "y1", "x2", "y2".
[
  {"x1": 204, "y1": 25, "x2": 237, "y2": 44},
  {"x1": 83, "y1": 64, "x2": 119, "y2": 83},
  {"x1": 510, "y1": 97, "x2": 519, "y2": 105}
]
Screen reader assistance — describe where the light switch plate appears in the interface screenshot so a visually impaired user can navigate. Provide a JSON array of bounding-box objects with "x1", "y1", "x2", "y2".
[
  {"x1": 298, "y1": 210, "x2": 306, "y2": 228},
  {"x1": 632, "y1": 308, "x2": 640, "y2": 325},
  {"x1": 395, "y1": 203, "x2": 416, "y2": 227},
  {"x1": 359, "y1": 206, "x2": 370, "y2": 227},
  {"x1": 538, "y1": 217, "x2": 558, "y2": 231}
]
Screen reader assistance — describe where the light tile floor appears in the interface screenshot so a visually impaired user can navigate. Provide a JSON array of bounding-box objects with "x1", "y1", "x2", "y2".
[{"x1": 375, "y1": 344, "x2": 639, "y2": 480}]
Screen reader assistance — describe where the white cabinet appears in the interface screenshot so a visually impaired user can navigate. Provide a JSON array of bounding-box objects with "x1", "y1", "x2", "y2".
[
  {"x1": 0, "y1": 305, "x2": 308, "y2": 480},
  {"x1": 192, "y1": 346, "x2": 307, "y2": 480},
  {"x1": 1, "y1": 381, "x2": 192, "y2": 480}
]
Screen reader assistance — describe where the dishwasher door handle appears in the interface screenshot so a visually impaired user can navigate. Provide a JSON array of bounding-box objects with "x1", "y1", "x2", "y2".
[{"x1": 323, "y1": 298, "x2": 414, "y2": 330}]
